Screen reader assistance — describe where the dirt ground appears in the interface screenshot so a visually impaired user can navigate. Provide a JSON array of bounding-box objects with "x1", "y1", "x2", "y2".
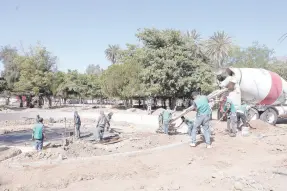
[{"x1": 1, "y1": 108, "x2": 287, "y2": 191}]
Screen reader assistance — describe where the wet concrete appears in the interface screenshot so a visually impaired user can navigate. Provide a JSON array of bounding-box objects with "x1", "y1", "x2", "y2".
[{"x1": 0, "y1": 127, "x2": 71, "y2": 147}]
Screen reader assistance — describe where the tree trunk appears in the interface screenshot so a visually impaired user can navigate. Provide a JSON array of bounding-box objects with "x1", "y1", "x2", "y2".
[
  {"x1": 154, "y1": 98, "x2": 157, "y2": 108},
  {"x1": 19, "y1": 95, "x2": 23, "y2": 108},
  {"x1": 47, "y1": 96, "x2": 52, "y2": 108},
  {"x1": 170, "y1": 97, "x2": 176, "y2": 110},
  {"x1": 64, "y1": 98, "x2": 67, "y2": 104},
  {"x1": 124, "y1": 99, "x2": 128, "y2": 108},
  {"x1": 26, "y1": 96, "x2": 31, "y2": 107}
]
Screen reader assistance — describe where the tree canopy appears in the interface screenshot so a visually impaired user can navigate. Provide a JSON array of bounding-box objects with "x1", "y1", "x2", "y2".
[{"x1": 0, "y1": 27, "x2": 287, "y2": 108}]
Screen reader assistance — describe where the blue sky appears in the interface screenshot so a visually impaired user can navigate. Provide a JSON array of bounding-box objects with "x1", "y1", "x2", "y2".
[{"x1": 1, "y1": 0, "x2": 287, "y2": 72}]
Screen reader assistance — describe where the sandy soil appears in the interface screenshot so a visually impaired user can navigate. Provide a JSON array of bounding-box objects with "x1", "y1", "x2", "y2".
[{"x1": 0, "y1": 107, "x2": 287, "y2": 191}]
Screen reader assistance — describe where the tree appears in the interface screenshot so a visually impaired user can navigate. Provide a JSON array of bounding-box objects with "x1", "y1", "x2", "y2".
[
  {"x1": 86, "y1": 74, "x2": 102, "y2": 100},
  {"x1": 55, "y1": 70, "x2": 79, "y2": 104},
  {"x1": 0, "y1": 46, "x2": 20, "y2": 90},
  {"x1": 105, "y1": 44, "x2": 120, "y2": 64},
  {"x1": 13, "y1": 45, "x2": 57, "y2": 107},
  {"x1": 228, "y1": 42, "x2": 275, "y2": 68},
  {"x1": 186, "y1": 29, "x2": 201, "y2": 43},
  {"x1": 136, "y1": 28, "x2": 214, "y2": 100},
  {"x1": 85, "y1": 64, "x2": 102, "y2": 75},
  {"x1": 206, "y1": 31, "x2": 232, "y2": 68}
]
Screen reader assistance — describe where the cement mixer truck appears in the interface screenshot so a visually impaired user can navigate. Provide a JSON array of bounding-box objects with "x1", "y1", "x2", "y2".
[
  {"x1": 169, "y1": 67, "x2": 287, "y2": 128},
  {"x1": 217, "y1": 67, "x2": 287, "y2": 125}
]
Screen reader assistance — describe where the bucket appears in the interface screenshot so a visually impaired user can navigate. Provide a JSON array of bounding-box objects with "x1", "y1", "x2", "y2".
[{"x1": 241, "y1": 126, "x2": 250, "y2": 136}]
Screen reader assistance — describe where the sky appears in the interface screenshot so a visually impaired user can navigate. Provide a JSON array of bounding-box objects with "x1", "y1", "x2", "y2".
[{"x1": 1, "y1": 0, "x2": 287, "y2": 72}]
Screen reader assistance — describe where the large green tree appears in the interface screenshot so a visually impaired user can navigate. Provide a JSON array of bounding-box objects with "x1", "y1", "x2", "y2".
[
  {"x1": 13, "y1": 45, "x2": 57, "y2": 107},
  {"x1": 0, "y1": 46, "x2": 20, "y2": 90},
  {"x1": 136, "y1": 28, "x2": 214, "y2": 99}
]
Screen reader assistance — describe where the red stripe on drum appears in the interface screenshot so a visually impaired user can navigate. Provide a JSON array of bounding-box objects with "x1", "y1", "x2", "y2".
[{"x1": 259, "y1": 71, "x2": 282, "y2": 105}]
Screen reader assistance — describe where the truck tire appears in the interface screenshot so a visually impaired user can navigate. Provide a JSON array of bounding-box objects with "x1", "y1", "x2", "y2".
[
  {"x1": 259, "y1": 108, "x2": 278, "y2": 125},
  {"x1": 247, "y1": 108, "x2": 259, "y2": 121}
]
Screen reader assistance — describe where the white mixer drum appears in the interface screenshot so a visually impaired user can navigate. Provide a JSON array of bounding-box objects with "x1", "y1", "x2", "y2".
[{"x1": 228, "y1": 68, "x2": 286, "y2": 105}]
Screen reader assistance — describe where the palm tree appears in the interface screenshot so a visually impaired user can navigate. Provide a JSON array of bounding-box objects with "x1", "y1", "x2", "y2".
[
  {"x1": 105, "y1": 44, "x2": 120, "y2": 64},
  {"x1": 206, "y1": 31, "x2": 232, "y2": 68},
  {"x1": 186, "y1": 29, "x2": 201, "y2": 43}
]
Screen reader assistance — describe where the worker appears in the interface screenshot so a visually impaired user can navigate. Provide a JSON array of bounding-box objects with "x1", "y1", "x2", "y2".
[
  {"x1": 158, "y1": 112, "x2": 163, "y2": 131},
  {"x1": 236, "y1": 103, "x2": 250, "y2": 130},
  {"x1": 190, "y1": 92, "x2": 212, "y2": 148},
  {"x1": 147, "y1": 96, "x2": 152, "y2": 115},
  {"x1": 96, "y1": 110, "x2": 109, "y2": 142},
  {"x1": 162, "y1": 106, "x2": 175, "y2": 134},
  {"x1": 180, "y1": 116, "x2": 194, "y2": 136},
  {"x1": 74, "y1": 111, "x2": 81, "y2": 139},
  {"x1": 106, "y1": 112, "x2": 113, "y2": 132},
  {"x1": 36, "y1": 114, "x2": 41, "y2": 123},
  {"x1": 222, "y1": 95, "x2": 237, "y2": 137},
  {"x1": 32, "y1": 117, "x2": 45, "y2": 151}
]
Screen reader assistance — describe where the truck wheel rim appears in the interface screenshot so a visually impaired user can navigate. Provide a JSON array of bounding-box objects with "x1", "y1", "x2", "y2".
[{"x1": 266, "y1": 114, "x2": 275, "y2": 124}]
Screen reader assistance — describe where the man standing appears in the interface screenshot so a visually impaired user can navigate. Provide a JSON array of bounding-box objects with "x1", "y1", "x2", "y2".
[
  {"x1": 222, "y1": 95, "x2": 237, "y2": 137},
  {"x1": 190, "y1": 92, "x2": 212, "y2": 148},
  {"x1": 74, "y1": 111, "x2": 81, "y2": 139},
  {"x1": 162, "y1": 106, "x2": 174, "y2": 134},
  {"x1": 147, "y1": 96, "x2": 152, "y2": 115},
  {"x1": 32, "y1": 117, "x2": 45, "y2": 151},
  {"x1": 96, "y1": 111, "x2": 109, "y2": 142},
  {"x1": 158, "y1": 111, "x2": 163, "y2": 131},
  {"x1": 106, "y1": 112, "x2": 113, "y2": 132},
  {"x1": 36, "y1": 115, "x2": 41, "y2": 123}
]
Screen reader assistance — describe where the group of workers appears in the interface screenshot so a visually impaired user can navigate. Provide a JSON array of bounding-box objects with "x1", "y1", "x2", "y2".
[
  {"x1": 31, "y1": 111, "x2": 114, "y2": 151},
  {"x1": 159, "y1": 91, "x2": 250, "y2": 149},
  {"x1": 73, "y1": 110, "x2": 113, "y2": 142}
]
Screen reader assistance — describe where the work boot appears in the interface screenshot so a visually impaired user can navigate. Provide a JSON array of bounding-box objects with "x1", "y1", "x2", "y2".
[
  {"x1": 189, "y1": 143, "x2": 196, "y2": 147},
  {"x1": 206, "y1": 144, "x2": 212, "y2": 149}
]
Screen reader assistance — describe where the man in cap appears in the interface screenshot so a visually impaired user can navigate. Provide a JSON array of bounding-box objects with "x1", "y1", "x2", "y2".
[
  {"x1": 96, "y1": 110, "x2": 109, "y2": 142},
  {"x1": 190, "y1": 92, "x2": 212, "y2": 148}
]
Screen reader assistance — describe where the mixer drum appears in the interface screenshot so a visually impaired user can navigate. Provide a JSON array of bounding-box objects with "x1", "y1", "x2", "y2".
[{"x1": 228, "y1": 68, "x2": 287, "y2": 106}]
